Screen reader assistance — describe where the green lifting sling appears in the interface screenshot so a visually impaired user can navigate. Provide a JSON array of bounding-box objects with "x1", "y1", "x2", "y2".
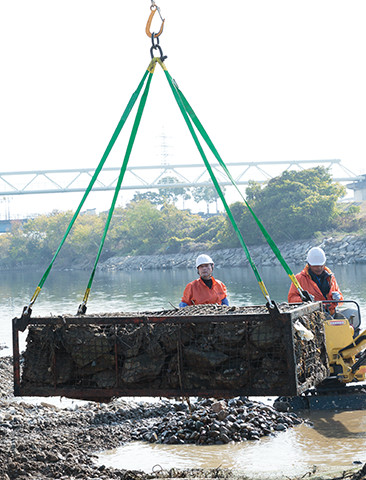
[{"x1": 22, "y1": 5, "x2": 308, "y2": 318}]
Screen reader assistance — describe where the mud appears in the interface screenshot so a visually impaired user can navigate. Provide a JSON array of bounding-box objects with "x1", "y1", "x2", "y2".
[{"x1": 1, "y1": 356, "x2": 365, "y2": 480}]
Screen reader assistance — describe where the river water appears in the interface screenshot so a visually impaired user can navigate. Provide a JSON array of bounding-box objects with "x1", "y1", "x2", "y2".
[{"x1": 1, "y1": 264, "x2": 366, "y2": 477}]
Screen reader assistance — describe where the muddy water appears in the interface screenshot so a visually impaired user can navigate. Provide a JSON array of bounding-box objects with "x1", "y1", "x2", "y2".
[
  {"x1": 2, "y1": 265, "x2": 366, "y2": 355},
  {"x1": 2, "y1": 266, "x2": 366, "y2": 476},
  {"x1": 98, "y1": 410, "x2": 366, "y2": 478}
]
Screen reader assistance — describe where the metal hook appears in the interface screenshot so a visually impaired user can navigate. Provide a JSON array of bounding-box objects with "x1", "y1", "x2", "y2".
[
  {"x1": 151, "y1": 1, "x2": 164, "y2": 21},
  {"x1": 146, "y1": 4, "x2": 165, "y2": 38}
]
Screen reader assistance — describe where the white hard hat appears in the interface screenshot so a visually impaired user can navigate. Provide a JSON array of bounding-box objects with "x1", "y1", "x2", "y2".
[
  {"x1": 195, "y1": 254, "x2": 214, "y2": 268},
  {"x1": 306, "y1": 247, "x2": 326, "y2": 266}
]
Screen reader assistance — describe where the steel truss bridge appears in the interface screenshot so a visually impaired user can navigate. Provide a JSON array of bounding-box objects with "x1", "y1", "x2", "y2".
[{"x1": 0, "y1": 159, "x2": 361, "y2": 197}]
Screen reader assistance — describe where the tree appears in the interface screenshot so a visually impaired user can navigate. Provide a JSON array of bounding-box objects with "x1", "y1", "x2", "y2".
[
  {"x1": 253, "y1": 167, "x2": 345, "y2": 240},
  {"x1": 131, "y1": 191, "x2": 162, "y2": 206},
  {"x1": 0, "y1": 166, "x2": 351, "y2": 270},
  {"x1": 108, "y1": 200, "x2": 166, "y2": 255},
  {"x1": 190, "y1": 214, "x2": 226, "y2": 246},
  {"x1": 222, "y1": 167, "x2": 346, "y2": 245},
  {"x1": 245, "y1": 180, "x2": 262, "y2": 203},
  {"x1": 23, "y1": 210, "x2": 74, "y2": 254},
  {"x1": 68, "y1": 213, "x2": 105, "y2": 258},
  {"x1": 157, "y1": 176, "x2": 191, "y2": 206},
  {"x1": 192, "y1": 185, "x2": 225, "y2": 213}
]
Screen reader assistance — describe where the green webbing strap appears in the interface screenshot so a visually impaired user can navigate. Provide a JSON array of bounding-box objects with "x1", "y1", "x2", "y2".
[
  {"x1": 78, "y1": 67, "x2": 155, "y2": 313},
  {"x1": 174, "y1": 86, "x2": 305, "y2": 298},
  {"x1": 163, "y1": 69, "x2": 271, "y2": 303},
  {"x1": 23, "y1": 70, "x2": 150, "y2": 315}
]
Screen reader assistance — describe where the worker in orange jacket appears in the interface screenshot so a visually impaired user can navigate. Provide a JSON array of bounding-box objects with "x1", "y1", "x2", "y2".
[
  {"x1": 179, "y1": 254, "x2": 229, "y2": 307},
  {"x1": 288, "y1": 246, "x2": 343, "y2": 315}
]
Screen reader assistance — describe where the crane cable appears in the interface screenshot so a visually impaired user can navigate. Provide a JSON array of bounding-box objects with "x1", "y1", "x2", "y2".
[
  {"x1": 22, "y1": 2, "x2": 307, "y2": 318},
  {"x1": 171, "y1": 86, "x2": 307, "y2": 301},
  {"x1": 77, "y1": 69, "x2": 154, "y2": 314},
  {"x1": 77, "y1": 55, "x2": 272, "y2": 312},
  {"x1": 143, "y1": 3, "x2": 272, "y2": 303},
  {"x1": 23, "y1": 2, "x2": 271, "y2": 316},
  {"x1": 21, "y1": 70, "x2": 150, "y2": 318},
  {"x1": 143, "y1": 2, "x2": 306, "y2": 301},
  {"x1": 162, "y1": 68, "x2": 272, "y2": 304}
]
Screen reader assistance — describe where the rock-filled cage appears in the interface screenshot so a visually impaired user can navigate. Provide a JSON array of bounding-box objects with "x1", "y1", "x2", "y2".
[{"x1": 13, "y1": 302, "x2": 329, "y2": 401}]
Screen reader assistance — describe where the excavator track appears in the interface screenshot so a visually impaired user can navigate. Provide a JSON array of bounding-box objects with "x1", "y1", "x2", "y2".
[{"x1": 275, "y1": 381, "x2": 366, "y2": 411}]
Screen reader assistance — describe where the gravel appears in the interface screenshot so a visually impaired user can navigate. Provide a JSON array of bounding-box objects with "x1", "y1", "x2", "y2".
[{"x1": 1, "y1": 356, "x2": 365, "y2": 480}]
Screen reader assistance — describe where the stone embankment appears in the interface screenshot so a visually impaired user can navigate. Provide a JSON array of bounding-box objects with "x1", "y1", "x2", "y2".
[{"x1": 99, "y1": 235, "x2": 366, "y2": 271}]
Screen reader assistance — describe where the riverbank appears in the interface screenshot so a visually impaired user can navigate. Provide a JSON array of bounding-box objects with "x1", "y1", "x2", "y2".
[
  {"x1": 1, "y1": 234, "x2": 366, "y2": 273},
  {"x1": 98, "y1": 235, "x2": 366, "y2": 271},
  {"x1": 1, "y1": 356, "x2": 365, "y2": 480}
]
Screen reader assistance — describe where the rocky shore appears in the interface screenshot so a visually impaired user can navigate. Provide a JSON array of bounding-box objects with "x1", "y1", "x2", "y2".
[
  {"x1": 98, "y1": 235, "x2": 366, "y2": 271},
  {"x1": 1, "y1": 356, "x2": 366, "y2": 480}
]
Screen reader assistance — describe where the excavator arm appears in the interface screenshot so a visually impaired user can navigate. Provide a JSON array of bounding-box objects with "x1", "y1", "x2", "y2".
[
  {"x1": 338, "y1": 331, "x2": 366, "y2": 359},
  {"x1": 337, "y1": 330, "x2": 366, "y2": 382}
]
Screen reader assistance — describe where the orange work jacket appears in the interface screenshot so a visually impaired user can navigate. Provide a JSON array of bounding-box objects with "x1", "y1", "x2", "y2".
[
  {"x1": 181, "y1": 276, "x2": 227, "y2": 306},
  {"x1": 288, "y1": 265, "x2": 343, "y2": 314}
]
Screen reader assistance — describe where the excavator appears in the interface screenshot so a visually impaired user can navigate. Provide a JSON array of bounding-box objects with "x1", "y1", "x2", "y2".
[{"x1": 276, "y1": 300, "x2": 366, "y2": 410}]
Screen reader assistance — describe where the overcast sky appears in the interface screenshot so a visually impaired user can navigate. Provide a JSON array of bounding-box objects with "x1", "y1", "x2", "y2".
[{"x1": 1, "y1": 1, "x2": 366, "y2": 218}]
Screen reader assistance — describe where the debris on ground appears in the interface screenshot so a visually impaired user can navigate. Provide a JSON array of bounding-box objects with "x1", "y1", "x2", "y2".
[{"x1": 1, "y1": 356, "x2": 365, "y2": 480}]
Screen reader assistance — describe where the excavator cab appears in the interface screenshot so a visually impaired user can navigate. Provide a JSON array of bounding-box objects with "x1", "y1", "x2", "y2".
[
  {"x1": 322, "y1": 300, "x2": 366, "y2": 384},
  {"x1": 337, "y1": 307, "x2": 362, "y2": 337}
]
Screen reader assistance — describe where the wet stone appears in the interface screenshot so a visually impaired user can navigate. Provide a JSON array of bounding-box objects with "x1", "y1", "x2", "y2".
[
  {"x1": 274, "y1": 424, "x2": 287, "y2": 431},
  {"x1": 128, "y1": 397, "x2": 305, "y2": 446},
  {"x1": 2, "y1": 355, "x2": 365, "y2": 480},
  {"x1": 19, "y1": 304, "x2": 329, "y2": 399}
]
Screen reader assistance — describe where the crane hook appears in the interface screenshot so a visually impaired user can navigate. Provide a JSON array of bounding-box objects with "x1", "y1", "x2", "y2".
[{"x1": 146, "y1": 3, "x2": 165, "y2": 38}]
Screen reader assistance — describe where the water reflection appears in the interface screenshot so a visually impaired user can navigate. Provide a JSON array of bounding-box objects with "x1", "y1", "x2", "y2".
[
  {"x1": 98, "y1": 410, "x2": 366, "y2": 477},
  {"x1": 310, "y1": 410, "x2": 366, "y2": 440},
  {"x1": 2, "y1": 266, "x2": 366, "y2": 474},
  {"x1": 1, "y1": 264, "x2": 366, "y2": 354}
]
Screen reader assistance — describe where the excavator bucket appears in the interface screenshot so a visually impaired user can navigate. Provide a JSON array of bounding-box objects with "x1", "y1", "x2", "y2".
[{"x1": 13, "y1": 302, "x2": 329, "y2": 402}]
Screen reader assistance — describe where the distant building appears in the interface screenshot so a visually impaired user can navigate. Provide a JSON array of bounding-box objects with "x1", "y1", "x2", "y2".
[
  {"x1": 0, "y1": 220, "x2": 12, "y2": 233},
  {"x1": 347, "y1": 174, "x2": 366, "y2": 201},
  {"x1": 0, "y1": 218, "x2": 29, "y2": 233},
  {"x1": 81, "y1": 208, "x2": 97, "y2": 216}
]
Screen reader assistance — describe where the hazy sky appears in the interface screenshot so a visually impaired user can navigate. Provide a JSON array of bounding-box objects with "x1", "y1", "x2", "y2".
[{"x1": 1, "y1": 1, "x2": 366, "y2": 218}]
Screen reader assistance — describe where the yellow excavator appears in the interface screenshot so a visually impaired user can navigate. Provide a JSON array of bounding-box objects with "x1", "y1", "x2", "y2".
[
  {"x1": 324, "y1": 311, "x2": 366, "y2": 384},
  {"x1": 277, "y1": 300, "x2": 366, "y2": 410}
]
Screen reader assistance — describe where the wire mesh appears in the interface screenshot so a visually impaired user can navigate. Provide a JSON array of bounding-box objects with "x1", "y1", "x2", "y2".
[{"x1": 15, "y1": 304, "x2": 329, "y2": 400}]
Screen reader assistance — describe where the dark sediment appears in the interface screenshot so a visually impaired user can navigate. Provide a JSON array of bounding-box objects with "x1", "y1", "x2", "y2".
[{"x1": 1, "y1": 356, "x2": 365, "y2": 480}]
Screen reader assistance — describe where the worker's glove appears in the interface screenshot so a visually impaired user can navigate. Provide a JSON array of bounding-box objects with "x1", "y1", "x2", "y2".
[
  {"x1": 302, "y1": 290, "x2": 314, "y2": 302},
  {"x1": 332, "y1": 291, "x2": 341, "y2": 301}
]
